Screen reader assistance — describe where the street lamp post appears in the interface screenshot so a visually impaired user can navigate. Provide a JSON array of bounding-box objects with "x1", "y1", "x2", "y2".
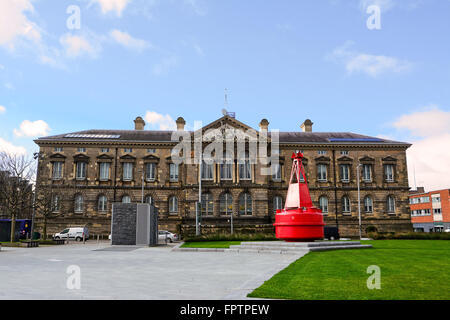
[{"x1": 357, "y1": 163, "x2": 362, "y2": 240}]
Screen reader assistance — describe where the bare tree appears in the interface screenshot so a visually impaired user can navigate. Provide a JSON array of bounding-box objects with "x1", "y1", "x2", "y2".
[
  {"x1": 34, "y1": 186, "x2": 68, "y2": 240},
  {"x1": 0, "y1": 152, "x2": 35, "y2": 242}
]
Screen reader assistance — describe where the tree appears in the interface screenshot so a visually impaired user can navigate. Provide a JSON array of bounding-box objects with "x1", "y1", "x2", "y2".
[
  {"x1": 0, "y1": 152, "x2": 35, "y2": 242},
  {"x1": 34, "y1": 186, "x2": 67, "y2": 240}
]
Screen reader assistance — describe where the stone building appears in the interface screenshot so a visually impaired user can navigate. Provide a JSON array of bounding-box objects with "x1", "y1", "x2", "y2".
[{"x1": 34, "y1": 115, "x2": 413, "y2": 237}]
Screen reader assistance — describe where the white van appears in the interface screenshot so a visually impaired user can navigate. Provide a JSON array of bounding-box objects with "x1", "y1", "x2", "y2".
[{"x1": 53, "y1": 227, "x2": 89, "y2": 241}]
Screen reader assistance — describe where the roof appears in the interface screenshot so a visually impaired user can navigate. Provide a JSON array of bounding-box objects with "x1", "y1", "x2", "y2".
[{"x1": 35, "y1": 116, "x2": 411, "y2": 147}]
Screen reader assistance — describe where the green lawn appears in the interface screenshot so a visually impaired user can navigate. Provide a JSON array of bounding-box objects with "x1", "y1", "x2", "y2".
[
  {"x1": 248, "y1": 240, "x2": 450, "y2": 300},
  {"x1": 181, "y1": 241, "x2": 241, "y2": 248}
]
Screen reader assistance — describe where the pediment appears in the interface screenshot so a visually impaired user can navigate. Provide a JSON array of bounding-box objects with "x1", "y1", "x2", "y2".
[
  {"x1": 359, "y1": 156, "x2": 375, "y2": 162},
  {"x1": 120, "y1": 154, "x2": 136, "y2": 161},
  {"x1": 194, "y1": 116, "x2": 265, "y2": 142},
  {"x1": 97, "y1": 154, "x2": 114, "y2": 160},
  {"x1": 49, "y1": 153, "x2": 66, "y2": 160},
  {"x1": 337, "y1": 156, "x2": 353, "y2": 162},
  {"x1": 73, "y1": 154, "x2": 90, "y2": 161},
  {"x1": 315, "y1": 156, "x2": 331, "y2": 162},
  {"x1": 382, "y1": 156, "x2": 397, "y2": 162},
  {"x1": 143, "y1": 154, "x2": 160, "y2": 161}
]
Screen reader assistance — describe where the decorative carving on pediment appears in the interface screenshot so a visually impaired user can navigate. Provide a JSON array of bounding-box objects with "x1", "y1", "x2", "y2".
[
  {"x1": 49, "y1": 153, "x2": 66, "y2": 160},
  {"x1": 359, "y1": 156, "x2": 375, "y2": 162},
  {"x1": 337, "y1": 156, "x2": 353, "y2": 162},
  {"x1": 382, "y1": 156, "x2": 397, "y2": 162}
]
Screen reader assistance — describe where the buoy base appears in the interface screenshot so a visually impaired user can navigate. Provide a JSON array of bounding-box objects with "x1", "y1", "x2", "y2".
[{"x1": 274, "y1": 208, "x2": 325, "y2": 242}]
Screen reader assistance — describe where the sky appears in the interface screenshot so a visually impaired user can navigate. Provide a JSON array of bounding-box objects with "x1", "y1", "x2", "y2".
[{"x1": 0, "y1": 0, "x2": 449, "y2": 191}]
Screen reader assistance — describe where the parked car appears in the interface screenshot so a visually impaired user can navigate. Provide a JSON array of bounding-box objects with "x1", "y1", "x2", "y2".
[
  {"x1": 324, "y1": 226, "x2": 340, "y2": 240},
  {"x1": 53, "y1": 227, "x2": 89, "y2": 242},
  {"x1": 158, "y1": 230, "x2": 178, "y2": 243}
]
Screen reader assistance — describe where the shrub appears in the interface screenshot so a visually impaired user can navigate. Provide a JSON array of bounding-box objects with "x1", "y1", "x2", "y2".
[
  {"x1": 365, "y1": 226, "x2": 378, "y2": 233},
  {"x1": 368, "y1": 232, "x2": 450, "y2": 240},
  {"x1": 184, "y1": 233, "x2": 278, "y2": 243}
]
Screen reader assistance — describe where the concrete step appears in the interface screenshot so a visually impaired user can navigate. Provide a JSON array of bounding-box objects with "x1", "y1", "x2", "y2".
[
  {"x1": 226, "y1": 248, "x2": 309, "y2": 255},
  {"x1": 309, "y1": 244, "x2": 373, "y2": 252},
  {"x1": 239, "y1": 241, "x2": 362, "y2": 248},
  {"x1": 230, "y1": 245, "x2": 312, "y2": 252}
]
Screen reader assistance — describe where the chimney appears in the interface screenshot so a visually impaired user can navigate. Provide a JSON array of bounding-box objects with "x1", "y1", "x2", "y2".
[
  {"x1": 259, "y1": 119, "x2": 269, "y2": 132},
  {"x1": 176, "y1": 117, "x2": 186, "y2": 131},
  {"x1": 134, "y1": 117, "x2": 145, "y2": 130},
  {"x1": 301, "y1": 119, "x2": 313, "y2": 132}
]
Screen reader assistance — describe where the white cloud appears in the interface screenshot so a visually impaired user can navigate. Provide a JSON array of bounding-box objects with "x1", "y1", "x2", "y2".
[
  {"x1": 388, "y1": 106, "x2": 450, "y2": 191},
  {"x1": 0, "y1": 138, "x2": 27, "y2": 155},
  {"x1": 59, "y1": 33, "x2": 101, "y2": 59},
  {"x1": 184, "y1": 0, "x2": 207, "y2": 16},
  {"x1": 0, "y1": 105, "x2": 6, "y2": 114},
  {"x1": 14, "y1": 120, "x2": 50, "y2": 137},
  {"x1": 193, "y1": 44, "x2": 205, "y2": 57},
  {"x1": 153, "y1": 56, "x2": 178, "y2": 76},
  {"x1": 0, "y1": 0, "x2": 41, "y2": 50},
  {"x1": 144, "y1": 111, "x2": 176, "y2": 131},
  {"x1": 92, "y1": 0, "x2": 132, "y2": 17},
  {"x1": 109, "y1": 30, "x2": 150, "y2": 52},
  {"x1": 329, "y1": 41, "x2": 412, "y2": 77}
]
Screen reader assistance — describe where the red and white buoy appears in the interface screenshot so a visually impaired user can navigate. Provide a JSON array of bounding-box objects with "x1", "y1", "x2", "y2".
[{"x1": 274, "y1": 152, "x2": 325, "y2": 242}]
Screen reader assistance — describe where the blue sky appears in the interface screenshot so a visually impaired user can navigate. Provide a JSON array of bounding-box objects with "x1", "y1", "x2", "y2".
[{"x1": 0, "y1": 0, "x2": 449, "y2": 190}]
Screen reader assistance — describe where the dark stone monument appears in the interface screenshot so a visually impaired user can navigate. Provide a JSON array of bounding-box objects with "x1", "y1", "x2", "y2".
[{"x1": 111, "y1": 203, "x2": 158, "y2": 246}]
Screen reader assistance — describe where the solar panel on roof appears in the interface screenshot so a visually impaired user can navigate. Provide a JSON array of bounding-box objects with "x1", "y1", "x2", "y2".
[
  {"x1": 65, "y1": 134, "x2": 121, "y2": 139},
  {"x1": 328, "y1": 138, "x2": 384, "y2": 142}
]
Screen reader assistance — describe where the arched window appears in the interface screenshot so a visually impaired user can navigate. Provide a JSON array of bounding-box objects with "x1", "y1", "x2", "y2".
[
  {"x1": 239, "y1": 193, "x2": 252, "y2": 216},
  {"x1": 74, "y1": 194, "x2": 84, "y2": 213},
  {"x1": 387, "y1": 196, "x2": 396, "y2": 213},
  {"x1": 319, "y1": 196, "x2": 328, "y2": 214},
  {"x1": 273, "y1": 196, "x2": 283, "y2": 213},
  {"x1": 220, "y1": 193, "x2": 233, "y2": 215},
  {"x1": 169, "y1": 196, "x2": 178, "y2": 214},
  {"x1": 364, "y1": 196, "x2": 373, "y2": 213},
  {"x1": 342, "y1": 196, "x2": 351, "y2": 214},
  {"x1": 201, "y1": 193, "x2": 214, "y2": 216},
  {"x1": 145, "y1": 195, "x2": 153, "y2": 206},
  {"x1": 98, "y1": 195, "x2": 108, "y2": 212},
  {"x1": 122, "y1": 195, "x2": 131, "y2": 204}
]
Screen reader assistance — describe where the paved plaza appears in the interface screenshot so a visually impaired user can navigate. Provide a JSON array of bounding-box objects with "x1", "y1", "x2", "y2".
[{"x1": 0, "y1": 242, "x2": 304, "y2": 300}]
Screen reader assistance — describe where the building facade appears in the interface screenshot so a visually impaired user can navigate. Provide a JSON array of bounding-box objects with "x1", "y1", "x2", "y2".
[
  {"x1": 410, "y1": 188, "x2": 450, "y2": 232},
  {"x1": 34, "y1": 115, "x2": 413, "y2": 237}
]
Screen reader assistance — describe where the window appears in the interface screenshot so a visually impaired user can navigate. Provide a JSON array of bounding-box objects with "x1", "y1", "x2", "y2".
[
  {"x1": 363, "y1": 164, "x2": 372, "y2": 182},
  {"x1": 169, "y1": 196, "x2": 178, "y2": 214},
  {"x1": 77, "y1": 148, "x2": 86, "y2": 153},
  {"x1": 433, "y1": 208, "x2": 442, "y2": 214},
  {"x1": 101, "y1": 148, "x2": 110, "y2": 153},
  {"x1": 147, "y1": 149, "x2": 156, "y2": 154},
  {"x1": 54, "y1": 147, "x2": 63, "y2": 152},
  {"x1": 123, "y1": 163, "x2": 133, "y2": 181},
  {"x1": 124, "y1": 148, "x2": 133, "y2": 153},
  {"x1": 98, "y1": 195, "x2": 108, "y2": 212},
  {"x1": 319, "y1": 196, "x2": 328, "y2": 213},
  {"x1": 239, "y1": 152, "x2": 252, "y2": 180},
  {"x1": 122, "y1": 195, "x2": 131, "y2": 204},
  {"x1": 385, "y1": 164, "x2": 394, "y2": 182},
  {"x1": 170, "y1": 164, "x2": 179, "y2": 182},
  {"x1": 201, "y1": 161, "x2": 213, "y2": 180},
  {"x1": 340, "y1": 164, "x2": 350, "y2": 182},
  {"x1": 364, "y1": 196, "x2": 373, "y2": 213},
  {"x1": 318, "y1": 151, "x2": 327, "y2": 155},
  {"x1": 76, "y1": 162, "x2": 87, "y2": 180},
  {"x1": 341, "y1": 151, "x2": 349, "y2": 156},
  {"x1": 239, "y1": 193, "x2": 252, "y2": 216},
  {"x1": 272, "y1": 163, "x2": 282, "y2": 181},
  {"x1": 220, "y1": 193, "x2": 233, "y2": 215},
  {"x1": 342, "y1": 196, "x2": 351, "y2": 214},
  {"x1": 432, "y1": 196, "x2": 441, "y2": 203},
  {"x1": 317, "y1": 164, "x2": 327, "y2": 182},
  {"x1": 274, "y1": 196, "x2": 284, "y2": 213},
  {"x1": 201, "y1": 193, "x2": 214, "y2": 216},
  {"x1": 145, "y1": 196, "x2": 153, "y2": 206},
  {"x1": 52, "y1": 162, "x2": 63, "y2": 180},
  {"x1": 52, "y1": 195, "x2": 60, "y2": 213},
  {"x1": 99, "y1": 162, "x2": 110, "y2": 181},
  {"x1": 387, "y1": 196, "x2": 395, "y2": 213},
  {"x1": 146, "y1": 163, "x2": 156, "y2": 181},
  {"x1": 220, "y1": 160, "x2": 233, "y2": 181},
  {"x1": 74, "y1": 194, "x2": 84, "y2": 213}
]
